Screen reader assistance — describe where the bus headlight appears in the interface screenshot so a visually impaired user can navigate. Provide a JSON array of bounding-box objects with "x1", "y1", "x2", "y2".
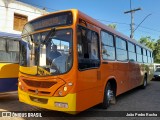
[
  {"x1": 18, "y1": 81, "x2": 25, "y2": 91},
  {"x1": 18, "y1": 81, "x2": 22, "y2": 86},
  {"x1": 58, "y1": 90, "x2": 63, "y2": 96},
  {"x1": 54, "y1": 82, "x2": 74, "y2": 97},
  {"x1": 21, "y1": 86, "x2": 24, "y2": 90},
  {"x1": 54, "y1": 102, "x2": 68, "y2": 108},
  {"x1": 68, "y1": 82, "x2": 73, "y2": 86}
]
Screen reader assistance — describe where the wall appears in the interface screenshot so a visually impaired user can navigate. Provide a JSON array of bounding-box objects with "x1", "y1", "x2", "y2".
[{"x1": 0, "y1": 0, "x2": 47, "y2": 34}]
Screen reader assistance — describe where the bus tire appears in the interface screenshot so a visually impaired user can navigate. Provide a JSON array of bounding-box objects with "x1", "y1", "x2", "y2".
[
  {"x1": 102, "y1": 82, "x2": 115, "y2": 109},
  {"x1": 141, "y1": 75, "x2": 147, "y2": 89}
]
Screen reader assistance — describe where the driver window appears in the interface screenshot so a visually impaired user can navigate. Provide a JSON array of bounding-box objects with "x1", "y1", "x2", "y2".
[{"x1": 77, "y1": 26, "x2": 100, "y2": 70}]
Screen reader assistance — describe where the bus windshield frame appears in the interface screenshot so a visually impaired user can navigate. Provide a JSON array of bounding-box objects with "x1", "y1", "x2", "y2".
[{"x1": 20, "y1": 11, "x2": 74, "y2": 76}]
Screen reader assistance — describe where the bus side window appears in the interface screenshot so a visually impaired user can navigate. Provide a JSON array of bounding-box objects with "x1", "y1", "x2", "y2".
[
  {"x1": 77, "y1": 26, "x2": 100, "y2": 70},
  {"x1": 77, "y1": 27, "x2": 87, "y2": 59},
  {"x1": 101, "y1": 31, "x2": 115, "y2": 60},
  {"x1": 90, "y1": 32, "x2": 99, "y2": 60}
]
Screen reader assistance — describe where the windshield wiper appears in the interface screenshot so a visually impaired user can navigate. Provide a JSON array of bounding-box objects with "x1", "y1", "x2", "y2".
[{"x1": 42, "y1": 27, "x2": 56, "y2": 45}]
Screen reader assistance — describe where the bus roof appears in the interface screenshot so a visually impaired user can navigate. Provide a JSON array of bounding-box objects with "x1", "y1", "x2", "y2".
[
  {"x1": 77, "y1": 10, "x2": 152, "y2": 51},
  {"x1": 24, "y1": 9, "x2": 152, "y2": 51},
  {"x1": 0, "y1": 31, "x2": 21, "y2": 40}
]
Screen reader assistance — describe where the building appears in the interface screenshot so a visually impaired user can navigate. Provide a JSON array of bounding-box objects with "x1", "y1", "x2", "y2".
[{"x1": 0, "y1": 0, "x2": 48, "y2": 34}]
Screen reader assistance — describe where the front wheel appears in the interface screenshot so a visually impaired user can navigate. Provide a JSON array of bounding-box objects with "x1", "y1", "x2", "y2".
[{"x1": 102, "y1": 82, "x2": 115, "y2": 109}]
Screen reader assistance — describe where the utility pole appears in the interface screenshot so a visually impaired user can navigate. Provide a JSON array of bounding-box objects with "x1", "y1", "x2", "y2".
[{"x1": 124, "y1": 0, "x2": 141, "y2": 39}]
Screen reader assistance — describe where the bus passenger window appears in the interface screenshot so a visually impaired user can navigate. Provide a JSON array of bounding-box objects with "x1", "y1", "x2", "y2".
[
  {"x1": 101, "y1": 31, "x2": 115, "y2": 60},
  {"x1": 0, "y1": 39, "x2": 6, "y2": 51},
  {"x1": 0, "y1": 39, "x2": 19, "y2": 63},
  {"x1": 116, "y1": 37, "x2": 127, "y2": 61},
  {"x1": 128, "y1": 42, "x2": 136, "y2": 62},
  {"x1": 136, "y1": 46, "x2": 143, "y2": 63},
  {"x1": 77, "y1": 26, "x2": 100, "y2": 70}
]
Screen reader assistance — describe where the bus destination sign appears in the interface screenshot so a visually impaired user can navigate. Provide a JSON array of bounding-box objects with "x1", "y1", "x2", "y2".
[{"x1": 30, "y1": 12, "x2": 73, "y2": 31}]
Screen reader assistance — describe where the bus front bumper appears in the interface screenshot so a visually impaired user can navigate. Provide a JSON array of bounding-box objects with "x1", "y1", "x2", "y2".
[{"x1": 18, "y1": 88, "x2": 76, "y2": 114}]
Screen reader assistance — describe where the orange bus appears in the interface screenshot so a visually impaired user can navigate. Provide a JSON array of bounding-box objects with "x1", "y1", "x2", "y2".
[{"x1": 18, "y1": 9, "x2": 153, "y2": 114}]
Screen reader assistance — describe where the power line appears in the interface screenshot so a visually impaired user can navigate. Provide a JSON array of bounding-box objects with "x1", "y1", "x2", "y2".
[
  {"x1": 97, "y1": 19, "x2": 160, "y2": 34},
  {"x1": 96, "y1": 19, "x2": 130, "y2": 25},
  {"x1": 14, "y1": 0, "x2": 160, "y2": 35},
  {"x1": 139, "y1": 26, "x2": 160, "y2": 33},
  {"x1": 16, "y1": 0, "x2": 58, "y2": 11},
  {"x1": 138, "y1": 29, "x2": 156, "y2": 34},
  {"x1": 2, "y1": 1, "x2": 159, "y2": 37},
  {"x1": 137, "y1": 30, "x2": 160, "y2": 38},
  {"x1": 0, "y1": 5, "x2": 43, "y2": 14}
]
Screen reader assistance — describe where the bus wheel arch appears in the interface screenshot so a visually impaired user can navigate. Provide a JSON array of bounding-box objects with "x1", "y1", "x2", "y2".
[{"x1": 102, "y1": 78, "x2": 117, "y2": 109}]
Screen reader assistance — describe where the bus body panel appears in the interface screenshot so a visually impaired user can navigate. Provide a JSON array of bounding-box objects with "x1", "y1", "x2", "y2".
[
  {"x1": 0, "y1": 63, "x2": 19, "y2": 78},
  {"x1": 18, "y1": 88, "x2": 76, "y2": 113},
  {"x1": 0, "y1": 63, "x2": 19, "y2": 92},
  {"x1": 0, "y1": 78, "x2": 18, "y2": 92},
  {"x1": 76, "y1": 69, "x2": 103, "y2": 111}
]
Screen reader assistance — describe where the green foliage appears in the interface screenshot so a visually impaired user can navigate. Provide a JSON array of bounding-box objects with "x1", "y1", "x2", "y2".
[
  {"x1": 108, "y1": 24, "x2": 116, "y2": 29},
  {"x1": 139, "y1": 36, "x2": 160, "y2": 63},
  {"x1": 154, "y1": 39, "x2": 160, "y2": 63}
]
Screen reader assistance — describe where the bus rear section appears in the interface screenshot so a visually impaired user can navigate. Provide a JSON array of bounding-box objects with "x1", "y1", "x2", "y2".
[
  {"x1": 0, "y1": 63, "x2": 19, "y2": 92},
  {"x1": 0, "y1": 32, "x2": 20, "y2": 92}
]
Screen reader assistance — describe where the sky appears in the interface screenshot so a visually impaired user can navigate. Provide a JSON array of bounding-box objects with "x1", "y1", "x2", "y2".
[{"x1": 18, "y1": 0, "x2": 160, "y2": 41}]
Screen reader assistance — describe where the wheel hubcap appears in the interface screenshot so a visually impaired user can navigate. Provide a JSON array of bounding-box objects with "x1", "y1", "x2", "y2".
[
  {"x1": 107, "y1": 89, "x2": 114, "y2": 101},
  {"x1": 144, "y1": 79, "x2": 147, "y2": 86}
]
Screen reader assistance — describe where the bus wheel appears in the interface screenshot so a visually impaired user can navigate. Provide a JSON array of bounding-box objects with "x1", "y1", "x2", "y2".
[
  {"x1": 102, "y1": 82, "x2": 115, "y2": 109},
  {"x1": 141, "y1": 75, "x2": 147, "y2": 89}
]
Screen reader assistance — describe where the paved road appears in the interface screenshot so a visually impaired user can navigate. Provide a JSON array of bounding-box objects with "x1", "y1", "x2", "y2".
[{"x1": 0, "y1": 81, "x2": 160, "y2": 120}]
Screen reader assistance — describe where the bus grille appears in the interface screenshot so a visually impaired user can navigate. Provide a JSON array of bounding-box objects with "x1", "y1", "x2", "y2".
[{"x1": 23, "y1": 79, "x2": 57, "y2": 88}]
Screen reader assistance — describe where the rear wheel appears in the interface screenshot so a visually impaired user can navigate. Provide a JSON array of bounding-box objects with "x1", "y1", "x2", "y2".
[
  {"x1": 141, "y1": 75, "x2": 147, "y2": 89},
  {"x1": 102, "y1": 82, "x2": 115, "y2": 109}
]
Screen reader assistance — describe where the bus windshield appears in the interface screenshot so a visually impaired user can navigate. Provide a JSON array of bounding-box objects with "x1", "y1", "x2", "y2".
[{"x1": 20, "y1": 28, "x2": 73, "y2": 76}]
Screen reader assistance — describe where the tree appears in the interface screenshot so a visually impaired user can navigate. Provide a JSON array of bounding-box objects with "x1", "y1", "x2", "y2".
[
  {"x1": 139, "y1": 36, "x2": 155, "y2": 50},
  {"x1": 154, "y1": 39, "x2": 160, "y2": 63},
  {"x1": 139, "y1": 36, "x2": 160, "y2": 63},
  {"x1": 108, "y1": 24, "x2": 116, "y2": 30}
]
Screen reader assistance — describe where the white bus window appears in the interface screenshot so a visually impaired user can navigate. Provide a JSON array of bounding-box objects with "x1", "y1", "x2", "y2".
[
  {"x1": 0, "y1": 39, "x2": 6, "y2": 51},
  {"x1": 8, "y1": 40, "x2": 19, "y2": 52}
]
